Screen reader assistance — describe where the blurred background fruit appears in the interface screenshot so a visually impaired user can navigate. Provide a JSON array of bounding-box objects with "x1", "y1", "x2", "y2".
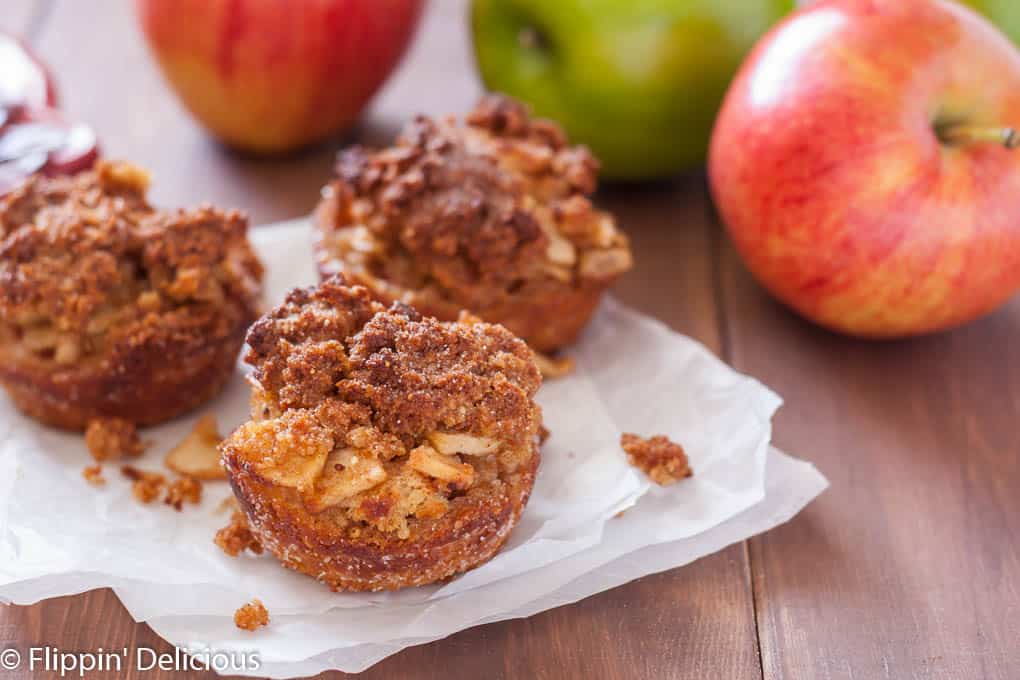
[
  {"x1": 949, "y1": 1, "x2": 1019, "y2": 45},
  {"x1": 0, "y1": 31, "x2": 98, "y2": 195},
  {"x1": 804, "y1": 0, "x2": 1020, "y2": 45},
  {"x1": 710, "y1": 0, "x2": 1020, "y2": 337},
  {"x1": 136, "y1": 0, "x2": 425, "y2": 155},
  {"x1": 471, "y1": 0, "x2": 793, "y2": 180}
]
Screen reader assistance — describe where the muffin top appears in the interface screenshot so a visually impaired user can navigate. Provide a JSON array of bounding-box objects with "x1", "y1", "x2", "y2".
[
  {"x1": 315, "y1": 95, "x2": 632, "y2": 308},
  {"x1": 0, "y1": 161, "x2": 263, "y2": 365},
  {"x1": 227, "y1": 275, "x2": 543, "y2": 540}
]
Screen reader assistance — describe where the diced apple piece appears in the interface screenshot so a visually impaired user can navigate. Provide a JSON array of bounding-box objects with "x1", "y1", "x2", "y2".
[
  {"x1": 408, "y1": 445, "x2": 474, "y2": 490},
  {"x1": 533, "y1": 351, "x2": 575, "y2": 379},
  {"x1": 165, "y1": 414, "x2": 226, "y2": 480},
  {"x1": 240, "y1": 418, "x2": 332, "y2": 492},
  {"x1": 304, "y1": 448, "x2": 387, "y2": 513},
  {"x1": 579, "y1": 248, "x2": 633, "y2": 278},
  {"x1": 546, "y1": 232, "x2": 577, "y2": 266},
  {"x1": 21, "y1": 325, "x2": 58, "y2": 351},
  {"x1": 427, "y1": 431, "x2": 499, "y2": 456}
]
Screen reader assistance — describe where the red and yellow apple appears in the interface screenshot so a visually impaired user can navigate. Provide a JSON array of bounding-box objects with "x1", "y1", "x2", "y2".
[
  {"x1": 710, "y1": 0, "x2": 1020, "y2": 337},
  {"x1": 136, "y1": 0, "x2": 424, "y2": 154}
]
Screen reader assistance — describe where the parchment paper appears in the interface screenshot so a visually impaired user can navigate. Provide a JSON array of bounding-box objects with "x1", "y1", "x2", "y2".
[{"x1": 0, "y1": 220, "x2": 827, "y2": 676}]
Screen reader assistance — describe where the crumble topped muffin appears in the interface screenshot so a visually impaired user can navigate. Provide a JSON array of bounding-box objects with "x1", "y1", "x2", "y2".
[
  {"x1": 313, "y1": 94, "x2": 632, "y2": 352},
  {"x1": 220, "y1": 275, "x2": 544, "y2": 591},
  {"x1": 0, "y1": 160, "x2": 264, "y2": 429}
]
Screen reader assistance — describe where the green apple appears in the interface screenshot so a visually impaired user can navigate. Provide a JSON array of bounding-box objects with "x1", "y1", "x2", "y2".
[
  {"x1": 955, "y1": 1, "x2": 1020, "y2": 44},
  {"x1": 471, "y1": 0, "x2": 793, "y2": 180}
]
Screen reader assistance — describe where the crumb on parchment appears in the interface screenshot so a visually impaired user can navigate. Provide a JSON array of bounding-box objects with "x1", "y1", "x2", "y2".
[
  {"x1": 620, "y1": 433, "x2": 693, "y2": 486},
  {"x1": 164, "y1": 475, "x2": 202, "y2": 511},
  {"x1": 234, "y1": 599, "x2": 269, "y2": 631},
  {"x1": 215, "y1": 511, "x2": 263, "y2": 557},
  {"x1": 82, "y1": 464, "x2": 105, "y2": 486},
  {"x1": 121, "y1": 465, "x2": 166, "y2": 504},
  {"x1": 85, "y1": 417, "x2": 148, "y2": 462}
]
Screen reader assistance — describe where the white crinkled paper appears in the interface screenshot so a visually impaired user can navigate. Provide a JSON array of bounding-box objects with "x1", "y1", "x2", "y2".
[{"x1": 0, "y1": 220, "x2": 827, "y2": 676}]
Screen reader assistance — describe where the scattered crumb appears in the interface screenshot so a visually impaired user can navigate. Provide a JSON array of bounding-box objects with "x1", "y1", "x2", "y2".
[
  {"x1": 215, "y1": 511, "x2": 263, "y2": 557},
  {"x1": 234, "y1": 599, "x2": 269, "y2": 631},
  {"x1": 538, "y1": 424, "x2": 551, "y2": 445},
  {"x1": 121, "y1": 465, "x2": 167, "y2": 504},
  {"x1": 164, "y1": 476, "x2": 202, "y2": 511},
  {"x1": 82, "y1": 464, "x2": 106, "y2": 486},
  {"x1": 165, "y1": 414, "x2": 226, "y2": 480},
  {"x1": 533, "y1": 351, "x2": 575, "y2": 379},
  {"x1": 620, "y1": 433, "x2": 693, "y2": 486},
  {"x1": 85, "y1": 417, "x2": 148, "y2": 462}
]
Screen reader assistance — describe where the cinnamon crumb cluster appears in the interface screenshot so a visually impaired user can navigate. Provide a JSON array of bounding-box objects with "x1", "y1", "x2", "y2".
[
  {"x1": 82, "y1": 464, "x2": 105, "y2": 486},
  {"x1": 234, "y1": 599, "x2": 269, "y2": 631},
  {"x1": 85, "y1": 417, "x2": 148, "y2": 461},
  {"x1": 164, "y1": 476, "x2": 202, "y2": 510},
  {"x1": 215, "y1": 511, "x2": 264, "y2": 557},
  {"x1": 120, "y1": 465, "x2": 203, "y2": 510},
  {"x1": 620, "y1": 433, "x2": 693, "y2": 486}
]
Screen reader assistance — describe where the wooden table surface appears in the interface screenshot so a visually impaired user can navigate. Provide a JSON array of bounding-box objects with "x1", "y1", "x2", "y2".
[{"x1": 2, "y1": 2, "x2": 1018, "y2": 679}]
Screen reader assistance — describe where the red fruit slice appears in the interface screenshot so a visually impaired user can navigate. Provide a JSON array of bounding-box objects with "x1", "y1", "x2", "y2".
[
  {"x1": 0, "y1": 32, "x2": 58, "y2": 113},
  {"x1": 0, "y1": 108, "x2": 99, "y2": 195}
]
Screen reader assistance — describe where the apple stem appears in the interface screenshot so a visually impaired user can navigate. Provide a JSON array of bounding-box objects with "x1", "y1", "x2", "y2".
[{"x1": 938, "y1": 123, "x2": 1020, "y2": 150}]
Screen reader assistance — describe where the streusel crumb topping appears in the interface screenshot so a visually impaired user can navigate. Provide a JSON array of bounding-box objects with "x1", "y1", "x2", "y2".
[
  {"x1": 316, "y1": 95, "x2": 631, "y2": 309},
  {"x1": 0, "y1": 160, "x2": 263, "y2": 366}
]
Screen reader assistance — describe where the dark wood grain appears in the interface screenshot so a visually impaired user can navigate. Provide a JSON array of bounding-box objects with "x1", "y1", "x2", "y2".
[
  {"x1": 0, "y1": 1, "x2": 763, "y2": 679},
  {"x1": 720, "y1": 238, "x2": 1020, "y2": 680}
]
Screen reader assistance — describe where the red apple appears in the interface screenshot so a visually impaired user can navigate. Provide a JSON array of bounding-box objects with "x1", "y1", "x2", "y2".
[
  {"x1": 136, "y1": 0, "x2": 425, "y2": 154},
  {"x1": 709, "y1": 0, "x2": 1020, "y2": 337}
]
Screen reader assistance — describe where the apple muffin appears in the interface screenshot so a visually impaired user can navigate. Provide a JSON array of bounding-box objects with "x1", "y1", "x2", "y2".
[
  {"x1": 312, "y1": 94, "x2": 632, "y2": 352},
  {"x1": 0, "y1": 160, "x2": 264, "y2": 429},
  {"x1": 220, "y1": 275, "x2": 543, "y2": 591}
]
